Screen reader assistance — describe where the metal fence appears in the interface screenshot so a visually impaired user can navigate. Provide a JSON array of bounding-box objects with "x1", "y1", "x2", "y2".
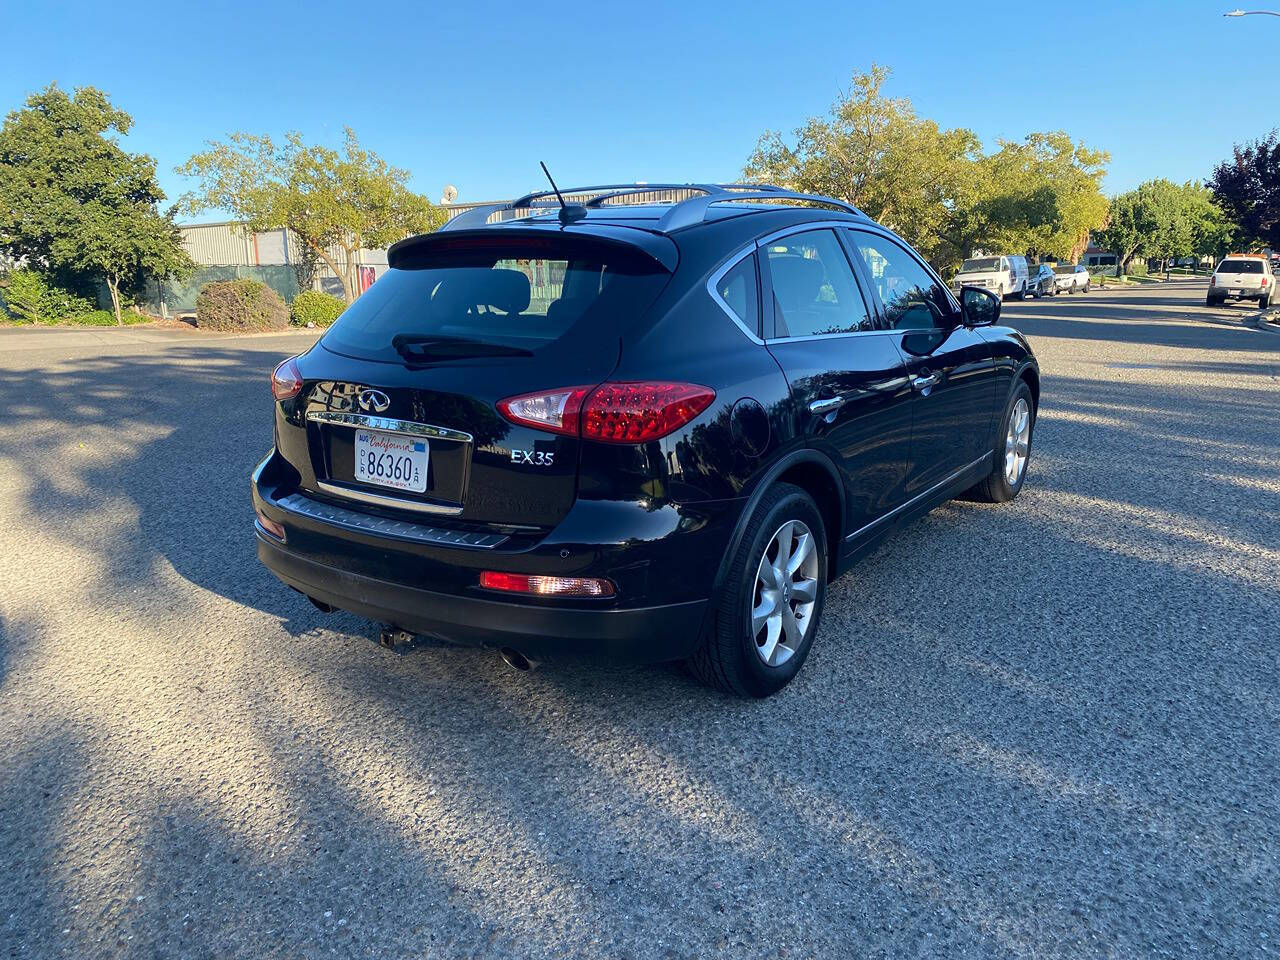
[{"x1": 140, "y1": 265, "x2": 301, "y2": 316}]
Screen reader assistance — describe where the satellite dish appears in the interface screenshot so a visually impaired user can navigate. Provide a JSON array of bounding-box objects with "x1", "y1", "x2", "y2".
[{"x1": 440, "y1": 184, "x2": 458, "y2": 204}]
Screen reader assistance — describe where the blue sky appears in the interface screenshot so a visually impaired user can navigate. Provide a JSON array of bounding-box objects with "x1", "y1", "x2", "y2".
[{"x1": 0, "y1": 0, "x2": 1267, "y2": 221}]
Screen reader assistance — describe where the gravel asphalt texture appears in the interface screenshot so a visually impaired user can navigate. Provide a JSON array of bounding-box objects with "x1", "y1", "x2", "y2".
[{"x1": 1, "y1": 280, "x2": 1278, "y2": 959}]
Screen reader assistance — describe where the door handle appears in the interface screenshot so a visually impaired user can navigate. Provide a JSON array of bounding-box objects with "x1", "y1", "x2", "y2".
[
  {"x1": 808, "y1": 396, "x2": 847, "y2": 416},
  {"x1": 912, "y1": 373, "x2": 939, "y2": 392}
]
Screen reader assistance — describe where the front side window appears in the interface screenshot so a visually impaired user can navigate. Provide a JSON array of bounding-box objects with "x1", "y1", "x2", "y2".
[
  {"x1": 848, "y1": 231, "x2": 954, "y2": 330},
  {"x1": 762, "y1": 229, "x2": 871, "y2": 337}
]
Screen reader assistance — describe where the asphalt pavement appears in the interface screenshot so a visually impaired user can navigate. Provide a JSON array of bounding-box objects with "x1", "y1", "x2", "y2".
[{"x1": 1, "y1": 279, "x2": 1278, "y2": 959}]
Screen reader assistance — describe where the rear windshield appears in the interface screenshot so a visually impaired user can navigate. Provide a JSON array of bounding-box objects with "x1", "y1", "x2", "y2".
[
  {"x1": 1218, "y1": 259, "x2": 1264, "y2": 274},
  {"x1": 961, "y1": 257, "x2": 1002, "y2": 272},
  {"x1": 320, "y1": 238, "x2": 669, "y2": 364},
  {"x1": 1052, "y1": 265, "x2": 1077, "y2": 274}
]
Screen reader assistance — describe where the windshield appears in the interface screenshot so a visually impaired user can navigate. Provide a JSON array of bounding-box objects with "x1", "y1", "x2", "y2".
[
  {"x1": 960, "y1": 257, "x2": 1002, "y2": 273},
  {"x1": 321, "y1": 239, "x2": 669, "y2": 364},
  {"x1": 1218, "y1": 259, "x2": 1264, "y2": 274}
]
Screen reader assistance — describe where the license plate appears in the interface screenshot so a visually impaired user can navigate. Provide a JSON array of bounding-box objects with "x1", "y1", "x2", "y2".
[
  {"x1": 354, "y1": 429, "x2": 428, "y2": 493},
  {"x1": 1229, "y1": 289, "x2": 1243, "y2": 296}
]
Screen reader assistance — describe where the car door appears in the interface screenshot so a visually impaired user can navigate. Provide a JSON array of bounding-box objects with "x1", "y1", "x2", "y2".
[
  {"x1": 758, "y1": 226, "x2": 914, "y2": 535},
  {"x1": 844, "y1": 228, "x2": 998, "y2": 498}
]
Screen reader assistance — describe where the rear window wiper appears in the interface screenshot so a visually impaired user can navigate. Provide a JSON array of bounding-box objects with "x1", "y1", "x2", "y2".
[{"x1": 392, "y1": 334, "x2": 534, "y2": 363}]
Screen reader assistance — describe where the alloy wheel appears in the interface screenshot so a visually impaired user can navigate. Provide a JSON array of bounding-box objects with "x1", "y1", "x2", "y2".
[
  {"x1": 751, "y1": 519, "x2": 820, "y2": 667},
  {"x1": 1005, "y1": 397, "x2": 1031, "y2": 485}
]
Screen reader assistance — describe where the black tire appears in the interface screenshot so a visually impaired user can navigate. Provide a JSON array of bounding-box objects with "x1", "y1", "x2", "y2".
[
  {"x1": 1082, "y1": 281, "x2": 1090, "y2": 293},
  {"x1": 1206, "y1": 294, "x2": 1221, "y2": 307},
  {"x1": 687, "y1": 483, "x2": 828, "y2": 698},
  {"x1": 966, "y1": 380, "x2": 1035, "y2": 504},
  {"x1": 1260, "y1": 294, "x2": 1270, "y2": 309}
]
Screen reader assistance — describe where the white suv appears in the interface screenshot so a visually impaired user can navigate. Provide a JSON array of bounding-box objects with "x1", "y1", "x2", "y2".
[{"x1": 1207, "y1": 255, "x2": 1273, "y2": 308}]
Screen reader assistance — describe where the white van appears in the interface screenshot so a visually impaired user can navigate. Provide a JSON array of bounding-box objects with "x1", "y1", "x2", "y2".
[{"x1": 952, "y1": 255, "x2": 1029, "y2": 300}]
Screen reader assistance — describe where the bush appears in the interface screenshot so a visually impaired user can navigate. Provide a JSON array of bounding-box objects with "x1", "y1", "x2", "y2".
[
  {"x1": 195, "y1": 278, "x2": 290, "y2": 332},
  {"x1": 290, "y1": 289, "x2": 345, "y2": 327},
  {"x1": 0, "y1": 269, "x2": 94, "y2": 323},
  {"x1": 63, "y1": 309, "x2": 150, "y2": 326}
]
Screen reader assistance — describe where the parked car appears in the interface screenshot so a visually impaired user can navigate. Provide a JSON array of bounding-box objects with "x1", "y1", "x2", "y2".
[
  {"x1": 253, "y1": 182, "x2": 1040, "y2": 697},
  {"x1": 1207, "y1": 254, "x2": 1273, "y2": 307},
  {"x1": 951, "y1": 255, "x2": 1029, "y2": 300},
  {"x1": 1026, "y1": 263, "x2": 1057, "y2": 298},
  {"x1": 1052, "y1": 263, "x2": 1090, "y2": 294}
]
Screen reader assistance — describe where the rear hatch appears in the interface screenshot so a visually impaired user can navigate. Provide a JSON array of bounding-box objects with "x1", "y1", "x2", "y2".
[
  {"x1": 1215, "y1": 258, "x2": 1266, "y2": 291},
  {"x1": 280, "y1": 230, "x2": 673, "y2": 530}
]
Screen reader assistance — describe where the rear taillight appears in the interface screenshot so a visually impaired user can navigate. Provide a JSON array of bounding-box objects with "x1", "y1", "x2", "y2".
[
  {"x1": 479, "y1": 571, "x2": 615, "y2": 597},
  {"x1": 1263, "y1": 277, "x2": 1269, "y2": 287},
  {"x1": 498, "y1": 381, "x2": 716, "y2": 444},
  {"x1": 271, "y1": 356, "x2": 303, "y2": 401},
  {"x1": 496, "y1": 386, "x2": 591, "y2": 437}
]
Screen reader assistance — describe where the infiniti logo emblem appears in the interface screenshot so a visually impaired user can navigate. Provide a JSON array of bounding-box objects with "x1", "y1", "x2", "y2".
[{"x1": 356, "y1": 388, "x2": 391, "y2": 413}]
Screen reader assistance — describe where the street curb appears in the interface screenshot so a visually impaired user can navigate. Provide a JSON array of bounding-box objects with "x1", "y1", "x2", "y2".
[{"x1": 1249, "y1": 306, "x2": 1280, "y2": 334}]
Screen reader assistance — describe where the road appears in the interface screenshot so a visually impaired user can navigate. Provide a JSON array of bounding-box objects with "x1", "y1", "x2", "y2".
[{"x1": 1, "y1": 281, "x2": 1277, "y2": 959}]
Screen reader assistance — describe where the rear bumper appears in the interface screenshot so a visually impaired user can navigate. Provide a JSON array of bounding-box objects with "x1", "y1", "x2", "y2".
[
  {"x1": 251, "y1": 450, "x2": 736, "y2": 662},
  {"x1": 1209, "y1": 284, "x2": 1266, "y2": 298},
  {"x1": 257, "y1": 533, "x2": 706, "y2": 662}
]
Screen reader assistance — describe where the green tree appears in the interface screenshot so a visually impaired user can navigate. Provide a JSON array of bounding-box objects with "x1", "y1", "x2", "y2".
[
  {"x1": 1180, "y1": 181, "x2": 1234, "y2": 263},
  {"x1": 0, "y1": 84, "x2": 193, "y2": 324},
  {"x1": 1096, "y1": 179, "x2": 1210, "y2": 276},
  {"x1": 743, "y1": 64, "x2": 984, "y2": 268},
  {"x1": 177, "y1": 129, "x2": 442, "y2": 303},
  {"x1": 975, "y1": 133, "x2": 1110, "y2": 262},
  {"x1": 742, "y1": 66, "x2": 1109, "y2": 273}
]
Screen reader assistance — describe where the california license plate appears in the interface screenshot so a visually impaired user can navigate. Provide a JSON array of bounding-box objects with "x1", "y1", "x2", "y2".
[
  {"x1": 354, "y1": 429, "x2": 428, "y2": 493},
  {"x1": 1229, "y1": 289, "x2": 1243, "y2": 296}
]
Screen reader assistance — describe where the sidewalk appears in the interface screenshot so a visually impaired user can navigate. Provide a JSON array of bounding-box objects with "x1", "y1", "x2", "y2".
[{"x1": 0, "y1": 323, "x2": 320, "y2": 353}]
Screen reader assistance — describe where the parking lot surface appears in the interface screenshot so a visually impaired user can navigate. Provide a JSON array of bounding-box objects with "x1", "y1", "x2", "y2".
[{"x1": 2, "y1": 280, "x2": 1278, "y2": 959}]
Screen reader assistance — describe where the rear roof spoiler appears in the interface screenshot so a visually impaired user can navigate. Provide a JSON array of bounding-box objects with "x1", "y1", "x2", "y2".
[{"x1": 388, "y1": 224, "x2": 680, "y2": 272}]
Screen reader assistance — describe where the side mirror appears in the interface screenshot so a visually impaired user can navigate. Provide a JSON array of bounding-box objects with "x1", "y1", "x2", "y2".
[{"x1": 960, "y1": 285, "x2": 1000, "y2": 327}]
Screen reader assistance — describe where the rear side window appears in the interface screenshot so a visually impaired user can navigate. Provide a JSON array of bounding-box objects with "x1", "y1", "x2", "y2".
[
  {"x1": 715, "y1": 253, "x2": 760, "y2": 336},
  {"x1": 320, "y1": 238, "x2": 669, "y2": 363},
  {"x1": 763, "y1": 229, "x2": 872, "y2": 337},
  {"x1": 1219, "y1": 259, "x2": 1264, "y2": 274}
]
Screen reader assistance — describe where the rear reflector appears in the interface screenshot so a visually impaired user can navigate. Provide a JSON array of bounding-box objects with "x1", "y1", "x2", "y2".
[
  {"x1": 497, "y1": 381, "x2": 715, "y2": 444},
  {"x1": 256, "y1": 512, "x2": 285, "y2": 540},
  {"x1": 479, "y1": 571, "x2": 615, "y2": 597},
  {"x1": 271, "y1": 356, "x2": 303, "y2": 401}
]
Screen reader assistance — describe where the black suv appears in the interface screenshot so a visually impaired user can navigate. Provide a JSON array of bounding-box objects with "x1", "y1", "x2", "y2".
[{"x1": 253, "y1": 183, "x2": 1039, "y2": 697}]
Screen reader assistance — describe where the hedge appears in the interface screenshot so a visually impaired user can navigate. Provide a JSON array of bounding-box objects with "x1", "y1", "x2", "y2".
[
  {"x1": 195, "y1": 278, "x2": 290, "y2": 332},
  {"x1": 291, "y1": 289, "x2": 346, "y2": 327}
]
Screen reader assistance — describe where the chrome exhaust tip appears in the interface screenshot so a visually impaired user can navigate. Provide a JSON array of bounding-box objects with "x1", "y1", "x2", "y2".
[{"x1": 499, "y1": 647, "x2": 533, "y2": 671}]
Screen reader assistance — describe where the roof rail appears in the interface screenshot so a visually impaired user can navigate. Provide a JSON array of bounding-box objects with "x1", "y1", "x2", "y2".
[{"x1": 439, "y1": 182, "x2": 865, "y2": 232}]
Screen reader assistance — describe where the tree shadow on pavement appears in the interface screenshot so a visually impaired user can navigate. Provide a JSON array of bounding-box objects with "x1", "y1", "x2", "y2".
[{"x1": 2, "y1": 329, "x2": 1279, "y2": 958}]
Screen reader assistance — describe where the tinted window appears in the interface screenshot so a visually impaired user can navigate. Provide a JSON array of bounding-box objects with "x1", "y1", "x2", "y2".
[
  {"x1": 849, "y1": 232, "x2": 954, "y2": 330},
  {"x1": 762, "y1": 229, "x2": 871, "y2": 337},
  {"x1": 716, "y1": 253, "x2": 760, "y2": 335},
  {"x1": 1219, "y1": 259, "x2": 1264, "y2": 274},
  {"x1": 321, "y1": 239, "x2": 668, "y2": 363}
]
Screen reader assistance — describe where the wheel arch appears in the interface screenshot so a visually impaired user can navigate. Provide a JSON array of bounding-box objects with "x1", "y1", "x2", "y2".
[
  {"x1": 1015, "y1": 361, "x2": 1040, "y2": 410},
  {"x1": 714, "y1": 449, "x2": 845, "y2": 594}
]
